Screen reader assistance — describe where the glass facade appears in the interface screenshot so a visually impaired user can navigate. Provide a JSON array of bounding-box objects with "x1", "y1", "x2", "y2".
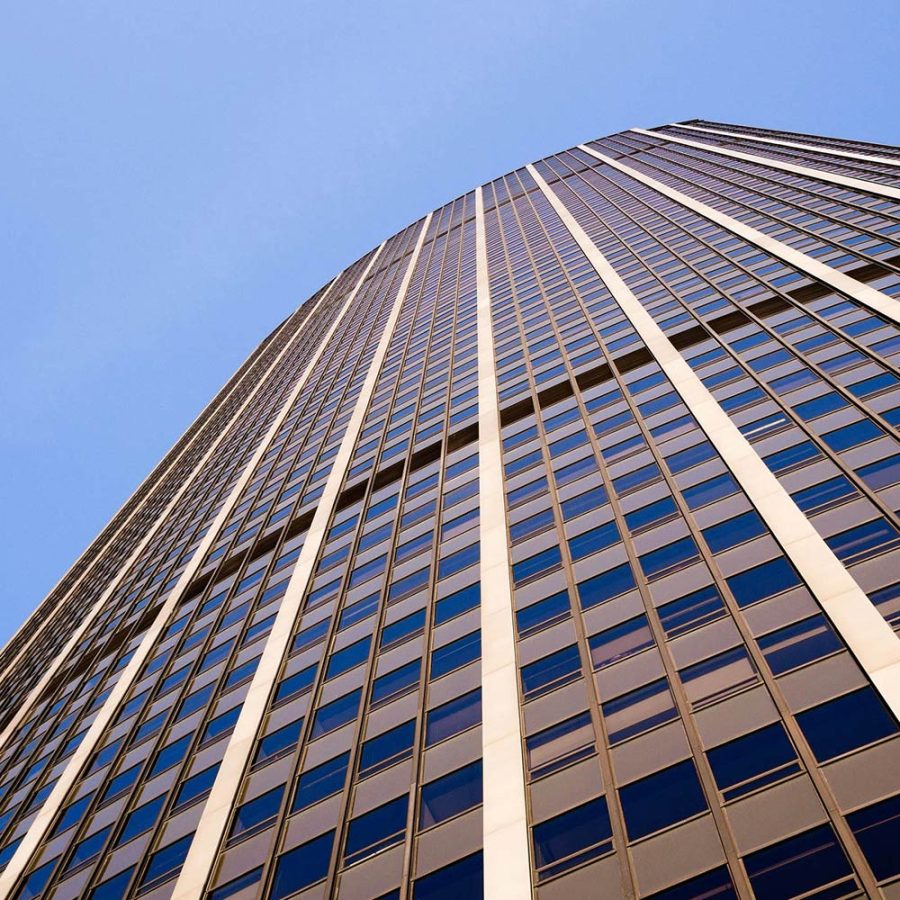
[{"x1": 1, "y1": 119, "x2": 900, "y2": 899}]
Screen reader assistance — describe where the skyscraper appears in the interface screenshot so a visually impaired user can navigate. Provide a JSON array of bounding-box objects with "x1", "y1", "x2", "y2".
[{"x1": 1, "y1": 118, "x2": 900, "y2": 899}]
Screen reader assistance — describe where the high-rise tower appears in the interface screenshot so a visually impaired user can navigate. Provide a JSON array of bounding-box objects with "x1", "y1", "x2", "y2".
[{"x1": 2, "y1": 120, "x2": 900, "y2": 900}]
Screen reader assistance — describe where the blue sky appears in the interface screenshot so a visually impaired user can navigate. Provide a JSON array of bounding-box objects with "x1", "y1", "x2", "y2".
[{"x1": 1, "y1": 0, "x2": 898, "y2": 644}]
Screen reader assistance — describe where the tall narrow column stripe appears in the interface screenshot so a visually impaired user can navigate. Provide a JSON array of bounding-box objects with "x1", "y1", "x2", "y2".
[
  {"x1": 631, "y1": 128, "x2": 900, "y2": 201},
  {"x1": 0, "y1": 311, "x2": 297, "y2": 689},
  {"x1": 170, "y1": 216, "x2": 431, "y2": 900},
  {"x1": 528, "y1": 163, "x2": 900, "y2": 720},
  {"x1": 578, "y1": 144, "x2": 900, "y2": 325},
  {"x1": 0, "y1": 256, "x2": 374, "y2": 898},
  {"x1": 0, "y1": 297, "x2": 327, "y2": 760},
  {"x1": 678, "y1": 123, "x2": 900, "y2": 169},
  {"x1": 475, "y1": 186, "x2": 533, "y2": 900}
]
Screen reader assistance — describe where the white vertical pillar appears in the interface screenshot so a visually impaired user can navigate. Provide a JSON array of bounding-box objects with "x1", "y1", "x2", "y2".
[
  {"x1": 576, "y1": 144, "x2": 900, "y2": 326},
  {"x1": 475, "y1": 186, "x2": 533, "y2": 900},
  {"x1": 678, "y1": 123, "x2": 900, "y2": 168},
  {"x1": 629, "y1": 128, "x2": 900, "y2": 201},
  {"x1": 528, "y1": 163, "x2": 900, "y2": 720},
  {"x1": 0, "y1": 249, "x2": 383, "y2": 899},
  {"x1": 170, "y1": 215, "x2": 432, "y2": 900}
]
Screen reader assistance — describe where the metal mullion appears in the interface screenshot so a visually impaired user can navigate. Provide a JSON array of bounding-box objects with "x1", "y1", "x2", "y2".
[
  {"x1": 490, "y1": 176, "x2": 634, "y2": 897},
  {"x1": 649, "y1": 137, "x2": 900, "y2": 234},
  {"x1": 553, "y1": 157, "x2": 900, "y2": 528},
  {"x1": 523, "y1": 167, "x2": 886, "y2": 897},
  {"x1": 398, "y1": 198, "x2": 477, "y2": 899},
  {"x1": 630, "y1": 143, "x2": 900, "y2": 276},
  {"x1": 530, "y1": 166, "x2": 892, "y2": 896},
  {"x1": 313, "y1": 214, "x2": 452, "y2": 898},
  {"x1": 514, "y1": 171, "x2": 757, "y2": 895},
  {"x1": 578, "y1": 144, "x2": 900, "y2": 328},
  {"x1": 170, "y1": 221, "x2": 428, "y2": 900}
]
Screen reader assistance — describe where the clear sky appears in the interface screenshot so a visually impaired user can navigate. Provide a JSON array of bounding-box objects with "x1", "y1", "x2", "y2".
[{"x1": 1, "y1": 0, "x2": 898, "y2": 645}]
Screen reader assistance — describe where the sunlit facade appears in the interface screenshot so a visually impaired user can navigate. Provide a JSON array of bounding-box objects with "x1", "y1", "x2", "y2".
[{"x1": 1, "y1": 120, "x2": 900, "y2": 899}]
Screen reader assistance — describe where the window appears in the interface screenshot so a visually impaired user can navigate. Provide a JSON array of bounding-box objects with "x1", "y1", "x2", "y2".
[
  {"x1": 825, "y1": 519, "x2": 900, "y2": 564},
  {"x1": 521, "y1": 645, "x2": 581, "y2": 699},
  {"x1": 254, "y1": 717, "x2": 303, "y2": 766},
  {"x1": 516, "y1": 590, "x2": 570, "y2": 637},
  {"x1": 646, "y1": 867, "x2": 736, "y2": 899},
  {"x1": 703, "y1": 511, "x2": 766, "y2": 553},
  {"x1": 412, "y1": 852, "x2": 483, "y2": 900},
  {"x1": 532, "y1": 797, "x2": 613, "y2": 880},
  {"x1": 18, "y1": 861, "x2": 55, "y2": 900},
  {"x1": 560, "y1": 485, "x2": 607, "y2": 521},
  {"x1": 275, "y1": 663, "x2": 317, "y2": 703},
  {"x1": 116, "y1": 795, "x2": 165, "y2": 846},
  {"x1": 639, "y1": 536, "x2": 700, "y2": 579},
  {"x1": 727, "y1": 557, "x2": 800, "y2": 607},
  {"x1": 139, "y1": 832, "x2": 193, "y2": 889},
  {"x1": 372, "y1": 659, "x2": 421, "y2": 706},
  {"x1": 512, "y1": 546, "x2": 562, "y2": 585},
  {"x1": 230, "y1": 785, "x2": 284, "y2": 840},
  {"x1": 64, "y1": 825, "x2": 111, "y2": 873},
  {"x1": 658, "y1": 585, "x2": 725, "y2": 638},
  {"x1": 270, "y1": 831, "x2": 334, "y2": 899},
  {"x1": 360, "y1": 720, "x2": 415, "y2": 777},
  {"x1": 420, "y1": 760, "x2": 482, "y2": 828},
  {"x1": 666, "y1": 441, "x2": 715, "y2": 473},
  {"x1": 340, "y1": 592, "x2": 379, "y2": 630},
  {"x1": 435, "y1": 583, "x2": 480, "y2": 624},
  {"x1": 797, "y1": 688, "x2": 897, "y2": 761},
  {"x1": 89, "y1": 867, "x2": 136, "y2": 900},
  {"x1": 602, "y1": 678, "x2": 678, "y2": 744},
  {"x1": 203, "y1": 704, "x2": 242, "y2": 743},
  {"x1": 858, "y1": 454, "x2": 900, "y2": 490},
  {"x1": 326, "y1": 637, "x2": 371, "y2": 679},
  {"x1": 431, "y1": 632, "x2": 480, "y2": 679},
  {"x1": 578, "y1": 563, "x2": 636, "y2": 609},
  {"x1": 426, "y1": 690, "x2": 480, "y2": 746},
  {"x1": 381, "y1": 609, "x2": 426, "y2": 648},
  {"x1": 625, "y1": 496, "x2": 677, "y2": 533},
  {"x1": 439, "y1": 543, "x2": 479, "y2": 579},
  {"x1": 526, "y1": 711, "x2": 594, "y2": 779},
  {"x1": 589, "y1": 616, "x2": 653, "y2": 669},
  {"x1": 791, "y1": 475, "x2": 856, "y2": 513},
  {"x1": 744, "y1": 825, "x2": 854, "y2": 900},
  {"x1": 758, "y1": 615, "x2": 842, "y2": 674},
  {"x1": 680, "y1": 646, "x2": 757, "y2": 707},
  {"x1": 293, "y1": 752, "x2": 349, "y2": 812},
  {"x1": 847, "y1": 793, "x2": 900, "y2": 882},
  {"x1": 174, "y1": 763, "x2": 220, "y2": 809},
  {"x1": 209, "y1": 867, "x2": 263, "y2": 900},
  {"x1": 53, "y1": 792, "x2": 94, "y2": 836},
  {"x1": 822, "y1": 419, "x2": 882, "y2": 451},
  {"x1": 311, "y1": 689, "x2": 361, "y2": 738},
  {"x1": 764, "y1": 440, "x2": 821, "y2": 474},
  {"x1": 343, "y1": 795, "x2": 407, "y2": 865},
  {"x1": 149, "y1": 733, "x2": 192, "y2": 778},
  {"x1": 708, "y1": 723, "x2": 800, "y2": 802},
  {"x1": 620, "y1": 760, "x2": 707, "y2": 841},
  {"x1": 568, "y1": 521, "x2": 620, "y2": 561}
]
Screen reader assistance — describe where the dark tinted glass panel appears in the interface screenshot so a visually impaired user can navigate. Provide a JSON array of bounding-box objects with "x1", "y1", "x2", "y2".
[
  {"x1": 707, "y1": 723, "x2": 800, "y2": 801},
  {"x1": 646, "y1": 867, "x2": 736, "y2": 899},
  {"x1": 526, "y1": 711, "x2": 595, "y2": 779},
  {"x1": 426, "y1": 690, "x2": 481, "y2": 746},
  {"x1": 271, "y1": 831, "x2": 334, "y2": 899},
  {"x1": 255, "y1": 717, "x2": 303, "y2": 765},
  {"x1": 727, "y1": 558, "x2": 800, "y2": 607},
  {"x1": 532, "y1": 796, "x2": 612, "y2": 879},
  {"x1": 658, "y1": 586, "x2": 725, "y2": 638},
  {"x1": 521, "y1": 645, "x2": 581, "y2": 698},
  {"x1": 116, "y1": 794, "x2": 166, "y2": 846},
  {"x1": 412, "y1": 852, "x2": 483, "y2": 900},
  {"x1": 360, "y1": 720, "x2": 416, "y2": 777},
  {"x1": 419, "y1": 760, "x2": 482, "y2": 828},
  {"x1": 293, "y1": 753, "x2": 350, "y2": 812},
  {"x1": 758, "y1": 615, "x2": 842, "y2": 674},
  {"x1": 589, "y1": 615, "x2": 653, "y2": 668},
  {"x1": 578, "y1": 563, "x2": 636, "y2": 609},
  {"x1": 210, "y1": 867, "x2": 263, "y2": 900},
  {"x1": 343, "y1": 795, "x2": 407, "y2": 864},
  {"x1": 602, "y1": 679, "x2": 677, "y2": 744},
  {"x1": 140, "y1": 832, "x2": 193, "y2": 888},
  {"x1": 797, "y1": 688, "x2": 897, "y2": 761},
  {"x1": 744, "y1": 825, "x2": 853, "y2": 900},
  {"x1": 847, "y1": 793, "x2": 900, "y2": 881},
  {"x1": 620, "y1": 760, "x2": 707, "y2": 840},
  {"x1": 431, "y1": 631, "x2": 480, "y2": 679},
  {"x1": 312, "y1": 689, "x2": 361, "y2": 737},
  {"x1": 231, "y1": 784, "x2": 284, "y2": 839}
]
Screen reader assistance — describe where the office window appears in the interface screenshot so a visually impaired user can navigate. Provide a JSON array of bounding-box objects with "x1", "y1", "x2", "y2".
[
  {"x1": 343, "y1": 795, "x2": 408, "y2": 865},
  {"x1": 658, "y1": 585, "x2": 725, "y2": 638},
  {"x1": 516, "y1": 590, "x2": 570, "y2": 637},
  {"x1": 847, "y1": 793, "x2": 900, "y2": 882},
  {"x1": 526, "y1": 711, "x2": 595, "y2": 779},
  {"x1": 646, "y1": 867, "x2": 736, "y2": 899},
  {"x1": 589, "y1": 615, "x2": 653, "y2": 669},
  {"x1": 521, "y1": 645, "x2": 582, "y2": 699},
  {"x1": 620, "y1": 760, "x2": 707, "y2": 841},
  {"x1": 707, "y1": 722, "x2": 800, "y2": 801},
  {"x1": 727, "y1": 557, "x2": 800, "y2": 607},
  {"x1": 426, "y1": 690, "x2": 481, "y2": 746},
  {"x1": 602, "y1": 678, "x2": 678, "y2": 744},
  {"x1": 758, "y1": 614, "x2": 842, "y2": 674},
  {"x1": 312, "y1": 688, "x2": 361, "y2": 737},
  {"x1": 360, "y1": 720, "x2": 416, "y2": 777},
  {"x1": 419, "y1": 760, "x2": 482, "y2": 828},
  {"x1": 139, "y1": 832, "x2": 194, "y2": 889},
  {"x1": 293, "y1": 752, "x2": 350, "y2": 812},
  {"x1": 270, "y1": 831, "x2": 334, "y2": 899},
  {"x1": 230, "y1": 785, "x2": 284, "y2": 840},
  {"x1": 532, "y1": 796, "x2": 613, "y2": 880},
  {"x1": 797, "y1": 688, "x2": 897, "y2": 761},
  {"x1": 744, "y1": 825, "x2": 854, "y2": 899},
  {"x1": 681, "y1": 646, "x2": 757, "y2": 707},
  {"x1": 412, "y1": 852, "x2": 483, "y2": 900},
  {"x1": 431, "y1": 631, "x2": 480, "y2": 679}
]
